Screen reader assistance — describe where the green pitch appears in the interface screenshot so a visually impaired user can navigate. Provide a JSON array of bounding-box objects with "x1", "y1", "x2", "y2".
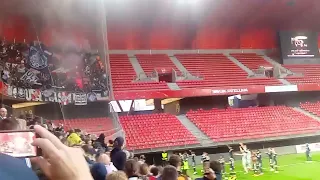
[{"x1": 187, "y1": 153, "x2": 320, "y2": 180}]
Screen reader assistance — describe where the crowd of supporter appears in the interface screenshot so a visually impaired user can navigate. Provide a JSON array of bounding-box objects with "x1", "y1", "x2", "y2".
[
  {"x1": 0, "y1": 107, "x2": 223, "y2": 180},
  {"x1": 0, "y1": 40, "x2": 108, "y2": 93}
]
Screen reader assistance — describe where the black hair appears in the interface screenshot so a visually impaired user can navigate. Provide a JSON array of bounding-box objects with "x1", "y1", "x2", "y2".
[
  {"x1": 150, "y1": 166, "x2": 159, "y2": 176},
  {"x1": 0, "y1": 117, "x2": 19, "y2": 130}
]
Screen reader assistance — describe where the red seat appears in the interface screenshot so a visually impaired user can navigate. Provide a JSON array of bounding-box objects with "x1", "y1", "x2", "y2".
[
  {"x1": 187, "y1": 106, "x2": 320, "y2": 142},
  {"x1": 120, "y1": 113, "x2": 199, "y2": 150},
  {"x1": 175, "y1": 54, "x2": 280, "y2": 89}
]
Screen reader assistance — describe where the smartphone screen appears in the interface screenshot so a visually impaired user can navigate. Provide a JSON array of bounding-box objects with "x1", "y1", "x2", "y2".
[{"x1": 0, "y1": 131, "x2": 38, "y2": 157}]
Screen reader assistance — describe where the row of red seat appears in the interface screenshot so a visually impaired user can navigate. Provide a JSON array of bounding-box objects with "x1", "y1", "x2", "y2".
[
  {"x1": 119, "y1": 113, "x2": 199, "y2": 150},
  {"x1": 52, "y1": 118, "x2": 115, "y2": 136},
  {"x1": 175, "y1": 54, "x2": 280, "y2": 88},
  {"x1": 230, "y1": 53, "x2": 272, "y2": 69},
  {"x1": 187, "y1": 106, "x2": 320, "y2": 142},
  {"x1": 109, "y1": 54, "x2": 169, "y2": 91},
  {"x1": 135, "y1": 54, "x2": 179, "y2": 74},
  {"x1": 284, "y1": 64, "x2": 320, "y2": 84},
  {"x1": 300, "y1": 101, "x2": 320, "y2": 116},
  {"x1": 110, "y1": 53, "x2": 320, "y2": 93}
]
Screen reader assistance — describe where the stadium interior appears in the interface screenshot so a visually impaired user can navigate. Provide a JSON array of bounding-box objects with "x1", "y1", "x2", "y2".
[{"x1": 1, "y1": 0, "x2": 320, "y2": 179}]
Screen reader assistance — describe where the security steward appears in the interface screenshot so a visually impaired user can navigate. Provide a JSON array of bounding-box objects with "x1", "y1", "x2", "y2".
[
  {"x1": 162, "y1": 151, "x2": 168, "y2": 166},
  {"x1": 181, "y1": 156, "x2": 189, "y2": 175}
]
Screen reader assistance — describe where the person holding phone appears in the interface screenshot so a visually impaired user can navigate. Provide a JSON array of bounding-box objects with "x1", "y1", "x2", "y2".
[
  {"x1": 0, "y1": 124, "x2": 94, "y2": 180},
  {"x1": 32, "y1": 125, "x2": 94, "y2": 180}
]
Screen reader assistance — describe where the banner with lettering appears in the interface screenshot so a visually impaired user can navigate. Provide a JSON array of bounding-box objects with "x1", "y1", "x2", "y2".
[{"x1": 4, "y1": 85, "x2": 108, "y2": 105}]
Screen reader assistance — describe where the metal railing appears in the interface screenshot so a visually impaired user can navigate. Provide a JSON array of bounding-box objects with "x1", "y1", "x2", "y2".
[{"x1": 108, "y1": 102, "x2": 125, "y2": 140}]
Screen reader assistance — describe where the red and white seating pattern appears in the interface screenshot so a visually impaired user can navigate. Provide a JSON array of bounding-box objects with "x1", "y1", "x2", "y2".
[
  {"x1": 187, "y1": 106, "x2": 320, "y2": 142},
  {"x1": 120, "y1": 113, "x2": 198, "y2": 150},
  {"x1": 300, "y1": 101, "x2": 320, "y2": 116},
  {"x1": 175, "y1": 54, "x2": 280, "y2": 88},
  {"x1": 52, "y1": 117, "x2": 115, "y2": 136},
  {"x1": 284, "y1": 64, "x2": 320, "y2": 84},
  {"x1": 109, "y1": 54, "x2": 168, "y2": 91}
]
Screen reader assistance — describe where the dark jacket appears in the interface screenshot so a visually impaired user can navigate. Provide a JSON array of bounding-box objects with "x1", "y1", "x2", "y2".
[{"x1": 110, "y1": 147, "x2": 126, "y2": 170}]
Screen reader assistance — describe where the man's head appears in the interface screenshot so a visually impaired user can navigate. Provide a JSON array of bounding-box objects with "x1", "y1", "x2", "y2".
[
  {"x1": 168, "y1": 154, "x2": 181, "y2": 169},
  {"x1": 162, "y1": 165, "x2": 178, "y2": 180},
  {"x1": 209, "y1": 160, "x2": 222, "y2": 174},
  {"x1": 96, "y1": 153, "x2": 111, "y2": 165},
  {"x1": 150, "y1": 166, "x2": 159, "y2": 177},
  {"x1": 106, "y1": 171, "x2": 127, "y2": 180},
  {"x1": 124, "y1": 159, "x2": 139, "y2": 177},
  {"x1": 0, "y1": 108, "x2": 7, "y2": 118},
  {"x1": 74, "y1": 129, "x2": 81, "y2": 135},
  {"x1": 139, "y1": 163, "x2": 149, "y2": 176},
  {"x1": 113, "y1": 136, "x2": 124, "y2": 149}
]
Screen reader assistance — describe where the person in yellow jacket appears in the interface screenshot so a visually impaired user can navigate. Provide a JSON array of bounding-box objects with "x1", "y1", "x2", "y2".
[
  {"x1": 67, "y1": 129, "x2": 83, "y2": 147},
  {"x1": 162, "y1": 151, "x2": 168, "y2": 166},
  {"x1": 181, "y1": 159, "x2": 189, "y2": 175}
]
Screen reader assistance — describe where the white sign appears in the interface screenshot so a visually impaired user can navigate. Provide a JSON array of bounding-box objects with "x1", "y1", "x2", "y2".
[
  {"x1": 212, "y1": 88, "x2": 248, "y2": 94},
  {"x1": 265, "y1": 85, "x2": 298, "y2": 93},
  {"x1": 74, "y1": 93, "x2": 87, "y2": 105},
  {"x1": 20, "y1": 70, "x2": 39, "y2": 85},
  {"x1": 296, "y1": 143, "x2": 320, "y2": 153}
]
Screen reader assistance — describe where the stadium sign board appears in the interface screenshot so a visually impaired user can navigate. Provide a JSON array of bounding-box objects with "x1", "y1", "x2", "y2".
[{"x1": 296, "y1": 143, "x2": 320, "y2": 153}]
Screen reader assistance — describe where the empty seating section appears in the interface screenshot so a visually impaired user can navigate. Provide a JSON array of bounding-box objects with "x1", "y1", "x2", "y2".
[
  {"x1": 187, "y1": 106, "x2": 320, "y2": 142},
  {"x1": 53, "y1": 118, "x2": 115, "y2": 136},
  {"x1": 300, "y1": 101, "x2": 320, "y2": 116},
  {"x1": 230, "y1": 53, "x2": 272, "y2": 69},
  {"x1": 120, "y1": 114, "x2": 198, "y2": 150},
  {"x1": 284, "y1": 65, "x2": 320, "y2": 84},
  {"x1": 175, "y1": 54, "x2": 280, "y2": 88},
  {"x1": 109, "y1": 54, "x2": 168, "y2": 91},
  {"x1": 135, "y1": 54, "x2": 179, "y2": 74}
]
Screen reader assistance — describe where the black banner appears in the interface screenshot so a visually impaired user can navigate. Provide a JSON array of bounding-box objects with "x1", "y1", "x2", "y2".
[{"x1": 279, "y1": 31, "x2": 320, "y2": 59}]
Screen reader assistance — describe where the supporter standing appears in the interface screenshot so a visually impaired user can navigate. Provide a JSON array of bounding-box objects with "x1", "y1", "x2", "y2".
[
  {"x1": 67, "y1": 129, "x2": 83, "y2": 146},
  {"x1": 209, "y1": 161, "x2": 222, "y2": 180},
  {"x1": 149, "y1": 166, "x2": 160, "y2": 180},
  {"x1": 0, "y1": 107, "x2": 7, "y2": 120},
  {"x1": 55, "y1": 123, "x2": 64, "y2": 132},
  {"x1": 110, "y1": 136, "x2": 127, "y2": 170},
  {"x1": 162, "y1": 151, "x2": 168, "y2": 166},
  {"x1": 195, "y1": 168, "x2": 216, "y2": 180},
  {"x1": 91, "y1": 163, "x2": 108, "y2": 180},
  {"x1": 106, "y1": 171, "x2": 128, "y2": 180},
  {"x1": 139, "y1": 163, "x2": 150, "y2": 180},
  {"x1": 32, "y1": 125, "x2": 94, "y2": 180},
  {"x1": 96, "y1": 133, "x2": 108, "y2": 150},
  {"x1": 168, "y1": 154, "x2": 189, "y2": 180},
  {"x1": 124, "y1": 159, "x2": 140, "y2": 180},
  {"x1": 96, "y1": 153, "x2": 118, "y2": 174},
  {"x1": 161, "y1": 165, "x2": 178, "y2": 180}
]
